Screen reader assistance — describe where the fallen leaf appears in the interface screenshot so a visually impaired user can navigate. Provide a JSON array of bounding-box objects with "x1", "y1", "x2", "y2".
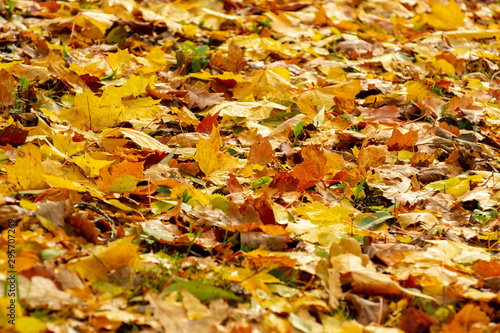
[
  {"x1": 423, "y1": 0, "x2": 465, "y2": 30},
  {"x1": 6, "y1": 143, "x2": 47, "y2": 190},
  {"x1": 248, "y1": 139, "x2": 274, "y2": 166},
  {"x1": 386, "y1": 129, "x2": 418, "y2": 151}
]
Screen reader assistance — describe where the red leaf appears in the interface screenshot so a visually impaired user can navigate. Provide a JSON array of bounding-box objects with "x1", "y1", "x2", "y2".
[{"x1": 196, "y1": 111, "x2": 220, "y2": 135}]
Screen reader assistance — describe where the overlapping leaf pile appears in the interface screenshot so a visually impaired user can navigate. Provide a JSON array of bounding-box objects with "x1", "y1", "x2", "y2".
[{"x1": 1, "y1": 0, "x2": 500, "y2": 332}]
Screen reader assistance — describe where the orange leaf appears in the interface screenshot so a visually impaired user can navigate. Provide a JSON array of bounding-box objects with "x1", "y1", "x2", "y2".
[
  {"x1": 387, "y1": 129, "x2": 418, "y2": 151},
  {"x1": 472, "y1": 259, "x2": 500, "y2": 278},
  {"x1": 443, "y1": 304, "x2": 490, "y2": 333},
  {"x1": 96, "y1": 160, "x2": 144, "y2": 192},
  {"x1": 357, "y1": 145, "x2": 388, "y2": 169},
  {"x1": 291, "y1": 145, "x2": 332, "y2": 190},
  {"x1": 270, "y1": 172, "x2": 299, "y2": 191}
]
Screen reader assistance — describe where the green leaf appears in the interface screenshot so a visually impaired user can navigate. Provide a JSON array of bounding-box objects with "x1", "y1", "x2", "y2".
[
  {"x1": 472, "y1": 209, "x2": 499, "y2": 225},
  {"x1": 354, "y1": 179, "x2": 366, "y2": 200},
  {"x1": 160, "y1": 147, "x2": 178, "y2": 164},
  {"x1": 40, "y1": 249, "x2": 62, "y2": 260},
  {"x1": 290, "y1": 313, "x2": 311, "y2": 333},
  {"x1": 398, "y1": 286, "x2": 440, "y2": 304},
  {"x1": 101, "y1": 66, "x2": 122, "y2": 80},
  {"x1": 142, "y1": 227, "x2": 176, "y2": 242},
  {"x1": 109, "y1": 175, "x2": 138, "y2": 192},
  {"x1": 161, "y1": 280, "x2": 243, "y2": 302},
  {"x1": 106, "y1": 26, "x2": 127, "y2": 44},
  {"x1": 293, "y1": 121, "x2": 306, "y2": 140},
  {"x1": 252, "y1": 176, "x2": 271, "y2": 189},
  {"x1": 357, "y1": 211, "x2": 393, "y2": 230},
  {"x1": 157, "y1": 185, "x2": 171, "y2": 194},
  {"x1": 151, "y1": 200, "x2": 176, "y2": 215},
  {"x1": 6, "y1": 0, "x2": 14, "y2": 14}
]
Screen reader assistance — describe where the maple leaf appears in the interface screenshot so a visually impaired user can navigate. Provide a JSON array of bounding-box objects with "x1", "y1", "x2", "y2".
[
  {"x1": 185, "y1": 84, "x2": 224, "y2": 110},
  {"x1": 290, "y1": 145, "x2": 337, "y2": 190},
  {"x1": 6, "y1": 143, "x2": 47, "y2": 190},
  {"x1": 194, "y1": 126, "x2": 237, "y2": 176},
  {"x1": 386, "y1": 129, "x2": 418, "y2": 151},
  {"x1": 248, "y1": 139, "x2": 274, "y2": 166},
  {"x1": 196, "y1": 111, "x2": 220, "y2": 134},
  {"x1": 9, "y1": 0, "x2": 500, "y2": 330},
  {"x1": 423, "y1": 0, "x2": 465, "y2": 30},
  {"x1": 209, "y1": 41, "x2": 246, "y2": 73}
]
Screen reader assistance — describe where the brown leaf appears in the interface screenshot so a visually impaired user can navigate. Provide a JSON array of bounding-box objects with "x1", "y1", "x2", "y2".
[
  {"x1": 398, "y1": 308, "x2": 437, "y2": 333},
  {"x1": 357, "y1": 105, "x2": 400, "y2": 122},
  {"x1": 248, "y1": 139, "x2": 275, "y2": 166},
  {"x1": 249, "y1": 191, "x2": 276, "y2": 225},
  {"x1": 238, "y1": 128, "x2": 263, "y2": 147},
  {"x1": 290, "y1": 145, "x2": 332, "y2": 190},
  {"x1": 209, "y1": 41, "x2": 245, "y2": 73},
  {"x1": 270, "y1": 172, "x2": 299, "y2": 191},
  {"x1": 186, "y1": 84, "x2": 224, "y2": 110},
  {"x1": 410, "y1": 152, "x2": 435, "y2": 167},
  {"x1": 0, "y1": 125, "x2": 29, "y2": 146},
  {"x1": 357, "y1": 145, "x2": 388, "y2": 169},
  {"x1": 439, "y1": 122, "x2": 460, "y2": 137},
  {"x1": 472, "y1": 259, "x2": 500, "y2": 278},
  {"x1": 66, "y1": 212, "x2": 102, "y2": 244},
  {"x1": 0, "y1": 69, "x2": 17, "y2": 108},
  {"x1": 443, "y1": 304, "x2": 490, "y2": 333},
  {"x1": 345, "y1": 293, "x2": 390, "y2": 326}
]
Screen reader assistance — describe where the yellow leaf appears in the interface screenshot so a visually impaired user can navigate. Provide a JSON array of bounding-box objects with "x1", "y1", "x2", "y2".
[
  {"x1": 147, "y1": 46, "x2": 169, "y2": 67},
  {"x1": 322, "y1": 67, "x2": 347, "y2": 81},
  {"x1": 15, "y1": 317, "x2": 45, "y2": 333},
  {"x1": 189, "y1": 71, "x2": 246, "y2": 82},
  {"x1": 426, "y1": 174, "x2": 484, "y2": 198},
  {"x1": 194, "y1": 127, "x2": 224, "y2": 176},
  {"x1": 20, "y1": 198, "x2": 38, "y2": 211},
  {"x1": 44, "y1": 174, "x2": 103, "y2": 199},
  {"x1": 71, "y1": 152, "x2": 114, "y2": 178},
  {"x1": 107, "y1": 48, "x2": 132, "y2": 74},
  {"x1": 53, "y1": 132, "x2": 86, "y2": 157},
  {"x1": 404, "y1": 80, "x2": 436, "y2": 102},
  {"x1": 295, "y1": 202, "x2": 355, "y2": 226},
  {"x1": 119, "y1": 128, "x2": 171, "y2": 152},
  {"x1": 0, "y1": 297, "x2": 22, "y2": 329},
  {"x1": 6, "y1": 143, "x2": 47, "y2": 190},
  {"x1": 232, "y1": 69, "x2": 292, "y2": 100},
  {"x1": 59, "y1": 88, "x2": 124, "y2": 131},
  {"x1": 423, "y1": 0, "x2": 465, "y2": 30},
  {"x1": 182, "y1": 24, "x2": 198, "y2": 39},
  {"x1": 187, "y1": 186, "x2": 210, "y2": 206},
  {"x1": 433, "y1": 58, "x2": 456, "y2": 76},
  {"x1": 209, "y1": 100, "x2": 287, "y2": 120},
  {"x1": 121, "y1": 75, "x2": 156, "y2": 97},
  {"x1": 267, "y1": 67, "x2": 290, "y2": 81},
  {"x1": 109, "y1": 175, "x2": 138, "y2": 192},
  {"x1": 67, "y1": 237, "x2": 139, "y2": 283}
]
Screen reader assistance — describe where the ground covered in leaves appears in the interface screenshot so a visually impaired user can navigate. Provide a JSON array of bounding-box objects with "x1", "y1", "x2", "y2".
[{"x1": 2, "y1": 0, "x2": 500, "y2": 332}]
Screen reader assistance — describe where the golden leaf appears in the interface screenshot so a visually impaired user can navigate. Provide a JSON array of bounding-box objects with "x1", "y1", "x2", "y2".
[
  {"x1": 6, "y1": 143, "x2": 47, "y2": 190},
  {"x1": 424, "y1": 0, "x2": 465, "y2": 31}
]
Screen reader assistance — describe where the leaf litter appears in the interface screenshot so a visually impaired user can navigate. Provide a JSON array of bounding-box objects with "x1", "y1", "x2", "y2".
[{"x1": 1, "y1": 0, "x2": 500, "y2": 332}]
